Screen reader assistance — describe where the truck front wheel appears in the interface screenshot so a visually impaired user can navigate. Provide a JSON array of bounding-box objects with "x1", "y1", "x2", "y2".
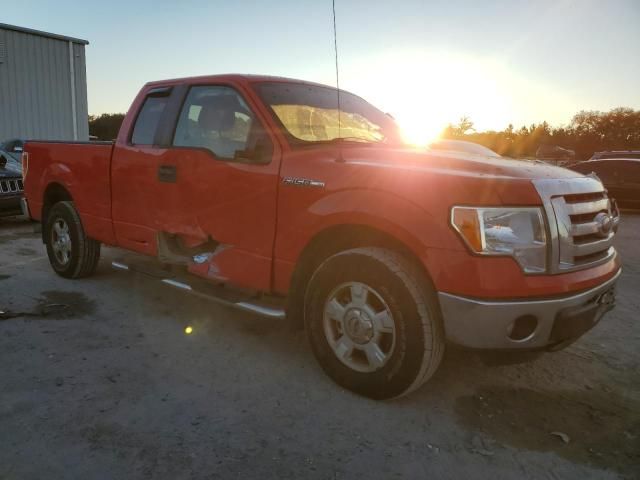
[
  {"x1": 44, "y1": 201, "x2": 101, "y2": 279},
  {"x1": 305, "y1": 247, "x2": 444, "y2": 399}
]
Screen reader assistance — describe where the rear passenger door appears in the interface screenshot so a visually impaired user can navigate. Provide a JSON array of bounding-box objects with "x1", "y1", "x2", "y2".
[
  {"x1": 111, "y1": 86, "x2": 172, "y2": 255},
  {"x1": 598, "y1": 161, "x2": 625, "y2": 203},
  {"x1": 614, "y1": 161, "x2": 640, "y2": 207}
]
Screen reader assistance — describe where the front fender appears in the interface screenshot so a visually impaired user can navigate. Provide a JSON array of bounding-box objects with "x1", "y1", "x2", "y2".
[
  {"x1": 305, "y1": 188, "x2": 456, "y2": 255},
  {"x1": 273, "y1": 187, "x2": 465, "y2": 293}
]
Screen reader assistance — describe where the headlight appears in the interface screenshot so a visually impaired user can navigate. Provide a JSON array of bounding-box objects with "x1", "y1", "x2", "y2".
[{"x1": 451, "y1": 206, "x2": 547, "y2": 273}]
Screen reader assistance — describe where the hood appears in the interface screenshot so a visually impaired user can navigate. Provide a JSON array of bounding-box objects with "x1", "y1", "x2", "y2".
[{"x1": 343, "y1": 146, "x2": 583, "y2": 181}]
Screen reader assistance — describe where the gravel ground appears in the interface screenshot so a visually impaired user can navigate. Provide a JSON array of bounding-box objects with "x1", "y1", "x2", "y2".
[{"x1": 1, "y1": 214, "x2": 638, "y2": 480}]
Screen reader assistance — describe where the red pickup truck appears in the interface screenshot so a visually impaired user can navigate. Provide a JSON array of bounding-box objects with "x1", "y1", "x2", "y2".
[{"x1": 22, "y1": 74, "x2": 621, "y2": 399}]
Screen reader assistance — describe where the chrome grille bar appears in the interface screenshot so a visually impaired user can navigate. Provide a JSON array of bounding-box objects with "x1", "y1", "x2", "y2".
[
  {"x1": 0, "y1": 179, "x2": 24, "y2": 194},
  {"x1": 571, "y1": 221, "x2": 600, "y2": 236},
  {"x1": 564, "y1": 198, "x2": 609, "y2": 215},
  {"x1": 573, "y1": 235, "x2": 615, "y2": 256}
]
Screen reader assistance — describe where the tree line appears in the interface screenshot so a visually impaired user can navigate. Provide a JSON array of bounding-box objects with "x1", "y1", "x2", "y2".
[
  {"x1": 89, "y1": 107, "x2": 640, "y2": 160},
  {"x1": 442, "y1": 108, "x2": 640, "y2": 160},
  {"x1": 88, "y1": 113, "x2": 125, "y2": 141}
]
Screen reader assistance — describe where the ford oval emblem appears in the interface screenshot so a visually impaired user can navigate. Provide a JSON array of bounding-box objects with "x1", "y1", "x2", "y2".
[{"x1": 594, "y1": 212, "x2": 613, "y2": 237}]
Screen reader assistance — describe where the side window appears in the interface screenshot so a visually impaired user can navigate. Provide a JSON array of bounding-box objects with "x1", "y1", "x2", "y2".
[
  {"x1": 131, "y1": 95, "x2": 169, "y2": 145},
  {"x1": 173, "y1": 86, "x2": 258, "y2": 160}
]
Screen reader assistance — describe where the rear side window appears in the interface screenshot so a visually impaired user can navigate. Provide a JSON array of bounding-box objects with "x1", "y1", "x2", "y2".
[{"x1": 131, "y1": 95, "x2": 168, "y2": 145}]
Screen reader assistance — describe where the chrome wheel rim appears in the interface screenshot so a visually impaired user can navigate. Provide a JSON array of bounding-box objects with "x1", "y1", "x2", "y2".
[
  {"x1": 323, "y1": 282, "x2": 396, "y2": 373},
  {"x1": 51, "y1": 218, "x2": 72, "y2": 266}
]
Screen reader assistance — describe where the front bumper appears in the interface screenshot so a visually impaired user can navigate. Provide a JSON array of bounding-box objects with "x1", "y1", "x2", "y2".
[
  {"x1": 20, "y1": 196, "x2": 30, "y2": 218},
  {"x1": 438, "y1": 268, "x2": 621, "y2": 350},
  {"x1": 0, "y1": 195, "x2": 23, "y2": 217}
]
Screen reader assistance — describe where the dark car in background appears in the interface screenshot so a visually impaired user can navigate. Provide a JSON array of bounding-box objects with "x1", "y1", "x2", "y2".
[
  {"x1": 0, "y1": 139, "x2": 25, "y2": 218},
  {"x1": 569, "y1": 157, "x2": 640, "y2": 209},
  {"x1": 590, "y1": 150, "x2": 640, "y2": 160},
  {"x1": 536, "y1": 144, "x2": 576, "y2": 164}
]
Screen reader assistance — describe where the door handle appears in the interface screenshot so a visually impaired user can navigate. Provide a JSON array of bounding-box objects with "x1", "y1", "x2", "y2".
[{"x1": 158, "y1": 165, "x2": 177, "y2": 183}]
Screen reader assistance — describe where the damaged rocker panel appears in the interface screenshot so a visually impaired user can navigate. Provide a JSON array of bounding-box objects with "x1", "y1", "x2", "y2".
[{"x1": 111, "y1": 261, "x2": 286, "y2": 319}]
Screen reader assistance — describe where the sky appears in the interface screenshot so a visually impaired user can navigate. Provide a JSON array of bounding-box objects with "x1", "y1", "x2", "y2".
[{"x1": 3, "y1": 0, "x2": 640, "y2": 142}]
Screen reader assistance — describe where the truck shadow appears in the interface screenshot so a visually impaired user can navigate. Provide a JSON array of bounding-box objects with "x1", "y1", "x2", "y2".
[{"x1": 454, "y1": 384, "x2": 639, "y2": 477}]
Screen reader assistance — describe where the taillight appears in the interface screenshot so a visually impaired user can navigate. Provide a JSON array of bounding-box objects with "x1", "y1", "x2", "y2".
[{"x1": 21, "y1": 151, "x2": 29, "y2": 181}]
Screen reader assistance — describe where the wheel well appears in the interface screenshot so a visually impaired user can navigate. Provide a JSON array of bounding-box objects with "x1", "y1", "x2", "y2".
[
  {"x1": 287, "y1": 224, "x2": 432, "y2": 330},
  {"x1": 41, "y1": 183, "x2": 73, "y2": 242}
]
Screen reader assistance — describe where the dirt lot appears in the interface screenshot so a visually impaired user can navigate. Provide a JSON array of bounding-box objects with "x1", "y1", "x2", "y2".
[{"x1": 1, "y1": 215, "x2": 638, "y2": 480}]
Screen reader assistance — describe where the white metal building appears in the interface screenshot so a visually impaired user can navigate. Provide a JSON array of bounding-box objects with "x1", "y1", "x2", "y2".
[{"x1": 0, "y1": 23, "x2": 89, "y2": 141}]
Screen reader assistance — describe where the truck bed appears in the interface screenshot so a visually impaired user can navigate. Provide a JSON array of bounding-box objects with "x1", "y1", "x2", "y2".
[{"x1": 24, "y1": 140, "x2": 117, "y2": 245}]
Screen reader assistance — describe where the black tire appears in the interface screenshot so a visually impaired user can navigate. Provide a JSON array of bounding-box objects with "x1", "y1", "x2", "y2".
[
  {"x1": 305, "y1": 247, "x2": 444, "y2": 400},
  {"x1": 44, "y1": 201, "x2": 101, "y2": 279}
]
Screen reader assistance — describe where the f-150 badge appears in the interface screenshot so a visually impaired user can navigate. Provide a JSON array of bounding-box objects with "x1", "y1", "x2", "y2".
[{"x1": 282, "y1": 177, "x2": 325, "y2": 188}]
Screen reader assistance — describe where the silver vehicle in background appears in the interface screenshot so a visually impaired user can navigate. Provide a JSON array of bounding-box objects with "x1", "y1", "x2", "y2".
[{"x1": 428, "y1": 139, "x2": 501, "y2": 158}]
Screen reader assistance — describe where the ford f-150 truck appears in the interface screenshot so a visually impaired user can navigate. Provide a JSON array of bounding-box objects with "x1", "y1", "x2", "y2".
[{"x1": 22, "y1": 74, "x2": 621, "y2": 399}]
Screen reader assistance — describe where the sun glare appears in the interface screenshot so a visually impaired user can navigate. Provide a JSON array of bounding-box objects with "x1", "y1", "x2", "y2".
[
  {"x1": 342, "y1": 51, "x2": 519, "y2": 147},
  {"x1": 398, "y1": 113, "x2": 444, "y2": 147}
]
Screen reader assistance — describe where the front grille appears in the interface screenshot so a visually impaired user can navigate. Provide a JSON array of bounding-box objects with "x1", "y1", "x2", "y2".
[
  {"x1": 0, "y1": 178, "x2": 23, "y2": 194},
  {"x1": 563, "y1": 194, "x2": 614, "y2": 266},
  {"x1": 551, "y1": 185, "x2": 617, "y2": 271},
  {"x1": 534, "y1": 177, "x2": 618, "y2": 273}
]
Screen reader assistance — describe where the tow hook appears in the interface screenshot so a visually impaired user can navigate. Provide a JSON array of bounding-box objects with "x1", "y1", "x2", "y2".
[{"x1": 596, "y1": 288, "x2": 616, "y2": 307}]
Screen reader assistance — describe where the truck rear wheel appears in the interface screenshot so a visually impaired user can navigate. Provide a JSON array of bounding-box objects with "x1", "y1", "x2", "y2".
[
  {"x1": 305, "y1": 247, "x2": 444, "y2": 399},
  {"x1": 45, "y1": 201, "x2": 101, "y2": 279}
]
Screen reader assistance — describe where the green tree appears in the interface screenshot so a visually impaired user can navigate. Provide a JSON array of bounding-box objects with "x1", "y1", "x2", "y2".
[{"x1": 89, "y1": 113, "x2": 126, "y2": 141}]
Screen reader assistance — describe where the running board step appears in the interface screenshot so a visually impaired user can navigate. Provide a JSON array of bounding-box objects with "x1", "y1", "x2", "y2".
[{"x1": 111, "y1": 260, "x2": 286, "y2": 319}]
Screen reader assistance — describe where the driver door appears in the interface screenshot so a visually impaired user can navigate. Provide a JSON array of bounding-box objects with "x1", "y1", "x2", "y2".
[{"x1": 152, "y1": 84, "x2": 281, "y2": 292}]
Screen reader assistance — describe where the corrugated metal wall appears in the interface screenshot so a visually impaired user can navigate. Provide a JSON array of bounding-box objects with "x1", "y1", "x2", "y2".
[{"x1": 0, "y1": 26, "x2": 89, "y2": 141}]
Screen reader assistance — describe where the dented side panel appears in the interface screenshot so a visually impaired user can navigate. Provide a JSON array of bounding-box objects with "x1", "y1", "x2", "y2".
[{"x1": 187, "y1": 245, "x2": 273, "y2": 292}]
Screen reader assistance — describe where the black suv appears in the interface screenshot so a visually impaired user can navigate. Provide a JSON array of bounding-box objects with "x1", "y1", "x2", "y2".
[
  {"x1": 590, "y1": 150, "x2": 640, "y2": 160},
  {"x1": 0, "y1": 139, "x2": 25, "y2": 218}
]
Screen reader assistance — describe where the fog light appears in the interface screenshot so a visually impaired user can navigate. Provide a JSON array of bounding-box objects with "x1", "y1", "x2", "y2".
[{"x1": 507, "y1": 315, "x2": 538, "y2": 341}]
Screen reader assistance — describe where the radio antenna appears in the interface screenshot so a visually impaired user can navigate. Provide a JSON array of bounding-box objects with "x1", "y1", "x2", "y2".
[{"x1": 332, "y1": 0, "x2": 342, "y2": 139}]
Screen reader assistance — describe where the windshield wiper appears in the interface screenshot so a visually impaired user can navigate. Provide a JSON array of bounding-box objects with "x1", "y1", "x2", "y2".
[{"x1": 306, "y1": 137, "x2": 383, "y2": 146}]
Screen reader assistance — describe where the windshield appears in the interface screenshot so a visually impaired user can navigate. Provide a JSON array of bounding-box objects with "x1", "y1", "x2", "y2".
[{"x1": 255, "y1": 82, "x2": 403, "y2": 145}]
